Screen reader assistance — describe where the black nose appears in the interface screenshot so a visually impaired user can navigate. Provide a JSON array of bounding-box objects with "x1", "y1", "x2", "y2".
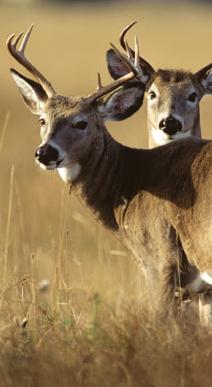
[
  {"x1": 159, "y1": 116, "x2": 182, "y2": 135},
  {"x1": 35, "y1": 144, "x2": 59, "y2": 165}
]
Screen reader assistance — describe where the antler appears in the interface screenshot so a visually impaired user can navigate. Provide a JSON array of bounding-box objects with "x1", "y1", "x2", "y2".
[
  {"x1": 7, "y1": 25, "x2": 55, "y2": 97},
  {"x1": 119, "y1": 21, "x2": 155, "y2": 75},
  {"x1": 119, "y1": 21, "x2": 137, "y2": 51},
  {"x1": 87, "y1": 38, "x2": 140, "y2": 103}
]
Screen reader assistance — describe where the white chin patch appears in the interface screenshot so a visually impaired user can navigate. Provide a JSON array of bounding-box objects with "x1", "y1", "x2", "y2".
[
  {"x1": 151, "y1": 127, "x2": 192, "y2": 146},
  {"x1": 38, "y1": 162, "x2": 48, "y2": 170},
  {"x1": 57, "y1": 163, "x2": 81, "y2": 183},
  {"x1": 36, "y1": 160, "x2": 57, "y2": 170},
  {"x1": 151, "y1": 127, "x2": 172, "y2": 146}
]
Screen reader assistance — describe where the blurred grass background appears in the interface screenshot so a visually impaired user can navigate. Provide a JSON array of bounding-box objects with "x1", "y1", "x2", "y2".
[{"x1": 0, "y1": 1, "x2": 212, "y2": 386}]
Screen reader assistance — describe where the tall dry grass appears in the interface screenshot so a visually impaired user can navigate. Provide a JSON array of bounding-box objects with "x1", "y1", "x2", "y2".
[{"x1": 0, "y1": 2, "x2": 212, "y2": 386}]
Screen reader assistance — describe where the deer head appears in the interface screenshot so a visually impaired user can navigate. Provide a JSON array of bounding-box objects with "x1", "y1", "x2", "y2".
[
  {"x1": 107, "y1": 22, "x2": 212, "y2": 147},
  {"x1": 8, "y1": 26, "x2": 144, "y2": 183}
]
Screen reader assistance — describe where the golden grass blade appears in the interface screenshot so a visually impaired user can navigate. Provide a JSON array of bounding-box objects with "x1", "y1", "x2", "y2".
[
  {"x1": 3, "y1": 165, "x2": 15, "y2": 281},
  {"x1": 0, "y1": 111, "x2": 10, "y2": 156}
]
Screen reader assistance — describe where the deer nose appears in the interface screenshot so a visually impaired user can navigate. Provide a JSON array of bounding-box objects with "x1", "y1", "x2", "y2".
[
  {"x1": 159, "y1": 116, "x2": 182, "y2": 135},
  {"x1": 35, "y1": 144, "x2": 59, "y2": 165}
]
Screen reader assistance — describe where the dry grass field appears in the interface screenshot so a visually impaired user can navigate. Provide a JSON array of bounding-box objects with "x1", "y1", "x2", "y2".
[{"x1": 0, "y1": 2, "x2": 212, "y2": 386}]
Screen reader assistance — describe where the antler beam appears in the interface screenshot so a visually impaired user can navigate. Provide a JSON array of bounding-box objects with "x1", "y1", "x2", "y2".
[
  {"x1": 7, "y1": 25, "x2": 55, "y2": 97},
  {"x1": 119, "y1": 21, "x2": 155, "y2": 75},
  {"x1": 87, "y1": 38, "x2": 140, "y2": 103}
]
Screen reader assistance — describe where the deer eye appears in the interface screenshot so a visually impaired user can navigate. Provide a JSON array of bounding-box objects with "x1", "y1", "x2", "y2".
[
  {"x1": 149, "y1": 91, "x2": 156, "y2": 100},
  {"x1": 74, "y1": 120, "x2": 88, "y2": 130},
  {"x1": 39, "y1": 118, "x2": 46, "y2": 126},
  {"x1": 188, "y1": 92, "x2": 197, "y2": 102}
]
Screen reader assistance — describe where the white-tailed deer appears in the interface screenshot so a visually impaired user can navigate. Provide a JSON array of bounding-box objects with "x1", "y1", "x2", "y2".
[
  {"x1": 106, "y1": 22, "x2": 212, "y2": 148},
  {"x1": 107, "y1": 24, "x2": 212, "y2": 318},
  {"x1": 7, "y1": 26, "x2": 212, "y2": 316}
]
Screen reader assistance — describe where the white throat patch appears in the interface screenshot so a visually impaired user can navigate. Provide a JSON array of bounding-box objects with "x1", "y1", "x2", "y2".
[
  {"x1": 58, "y1": 163, "x2": 81, "y2": 183},
  {"x1": 150, "y1": 127, "x2": 193, "y2": 147},
  {"x1": 151, "y1": 127, "x2": 171, "y2": 146}
]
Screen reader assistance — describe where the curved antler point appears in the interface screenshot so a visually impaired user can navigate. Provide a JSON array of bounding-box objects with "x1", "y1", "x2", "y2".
[{"x1": 6, "y1": 33, "x2": 15, "y2": 46}]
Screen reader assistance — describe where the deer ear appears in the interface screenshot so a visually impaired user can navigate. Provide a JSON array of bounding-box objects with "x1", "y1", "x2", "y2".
[
  {"x1": 106, "y1": 48, "x2": 151, "y2": 85},
  {"x1": 10, "y1": 68, "x2": 48, "y2": 114},
  {"x1": 98, "y1": 83, "x2": 145, "y2": 122},
  {"x1": 201, "y1": 69, "x2": 212, "y2": 94},
  {"x1": 106, "y1": 49, "x2": 131, "y2": 79},
  {"x1": 195, "y1": 64, "x2": 212, "y2": 95}
]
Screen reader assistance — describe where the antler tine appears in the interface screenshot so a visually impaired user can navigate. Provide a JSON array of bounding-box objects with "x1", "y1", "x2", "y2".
[
  {"x1": 119, "y1": 21, "x2": 137, "y2": 51},
  {"x1": 97, "y1": 72, "x2": 103, "y2": 90},
  {"x1": 7, "y1": 25, "x2": 55, "y2": 97},
  {"x1": 87, "y1": 40, "x2": 140, "y2": 103},
  {"x1": 119, "y1": 21, "x2": 155, "y2": 75},
  {"x1": 125, "y1": 39, "x2": 134, "y2": 61},
  {"x1": 134, "y1": 36, "x2": 139, "y2": 68},
  {"x1": 110, "y1": 42, "x2": 135, "y2": 73},
  {"x1": 19, "y1": 24, "x2": 33, "y2": 53},
  {"x1": 87, "y1": 70, "x2": 136, "y2": 103},
  {"x1": 111, "y1": 40, "x2": 140, "y2": 76},
  {"x1": 12, "y1": 32, "x2": 24, "y2": 48}
]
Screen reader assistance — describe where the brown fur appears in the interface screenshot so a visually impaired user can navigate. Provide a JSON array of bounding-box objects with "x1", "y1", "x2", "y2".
[
  {"x1": 57, "y1": 102, "x2": 210, "y2": 309},
  {"x1": 147, "y1": 69, "x2": 196, "y2": 87},
  {"x1": 10, "y1": 67, "x2": 212, "y2": 313},
  {"x1": 106, "y1": 48, "x2": 211, "y2": 147}
]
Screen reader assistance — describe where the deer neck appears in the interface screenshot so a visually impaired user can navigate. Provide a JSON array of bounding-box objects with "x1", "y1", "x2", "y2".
[
  {"x1": 72, "y1": 128, "x2": 147, "y2": 230},
  {"x1": 192, "y1": 110, "x2": 201, "y2": 138}
]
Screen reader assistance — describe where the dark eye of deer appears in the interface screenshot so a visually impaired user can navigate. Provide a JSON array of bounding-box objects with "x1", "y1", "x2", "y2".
[
  {"x1": 74, "y1": 120, "x2": 88, "y2": 130},
  {"x1": 39, "y1": 118, "x2": 46, "y2": 126},
  {"x1": 149, "y1": 91, "x2": 156, "y2": 100},
  {"x1": 188, "y1": 92, "x2": 197, "y2": 102}
]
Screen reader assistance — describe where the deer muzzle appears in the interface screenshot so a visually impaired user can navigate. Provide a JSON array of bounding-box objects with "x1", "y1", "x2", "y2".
[
  {"x1": 159, "y1": 115, "x2": 182, "y2": 136},
  {"x1": 35, "y1": 144, "x2": 60, "y2": 167}
]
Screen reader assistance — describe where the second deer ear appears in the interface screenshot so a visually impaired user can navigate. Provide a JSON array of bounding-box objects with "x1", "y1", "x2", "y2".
[
  {"x1": 10, "y1": 69, "x2": 48, "y2": 114},
  {"x1": 201, "y1": 69, "x2": 212, "y2": 94},
  {"x1": 98, "y1": 83, "x2": 145, "y2": 122},
  {"x1": 195, "y1": 64, "x2": 212, "y2": 95},
  {"x1": 106, "y1": 48, "x2": 151, "y2": 86},
  {"x1": 106, "y1": 49, "x2": 132, "y2": 79}
]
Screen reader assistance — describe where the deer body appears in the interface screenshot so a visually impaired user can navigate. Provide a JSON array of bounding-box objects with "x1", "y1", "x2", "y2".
[
  {"x1": 57, "y1": 119, "x2": 212, "y2": 303},
  {"x1": 7, "y1": 26, "x2": 212, "y2": 312},
  {"x1": 106, "y1": 24, "x2": 212, "y2": 312},
  {"x1": 70, "y1": 129, "x2": 211, "y2": 275}
]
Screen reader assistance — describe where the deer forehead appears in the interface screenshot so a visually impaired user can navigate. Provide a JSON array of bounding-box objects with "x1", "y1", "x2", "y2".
[
  {"x1": 147, "y1": 70, "x2": 200, "y2": 98},
  {"x1": 44, "y1": 95, "x2": 96, "y2": 121},
  {"x1": 148, "y1": 82, "x2": 197, "y2": 106}
]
